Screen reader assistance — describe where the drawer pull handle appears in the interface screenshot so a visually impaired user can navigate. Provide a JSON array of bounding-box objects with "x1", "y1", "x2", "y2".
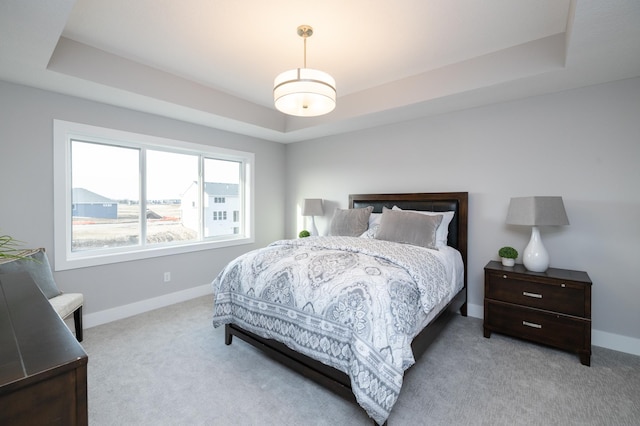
[
  {"x1": 523, "y1": 291, "x2": 542, "y2": 299},
  {"x1": 523, "y1": 321, "x2": 542, "y2": 329},
  {"x1": 502, "y1": 274, "x2": 508, "y2": 279}
]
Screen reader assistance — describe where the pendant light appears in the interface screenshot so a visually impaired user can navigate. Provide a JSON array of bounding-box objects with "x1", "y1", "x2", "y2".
[{"x1": 273, "y1": 25, "x2": 336, "y2": 117}]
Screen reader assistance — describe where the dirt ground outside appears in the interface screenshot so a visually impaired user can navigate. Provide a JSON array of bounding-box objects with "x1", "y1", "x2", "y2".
[{"x1": 72, "y1": 203, "x2": 197, "y2": 250}]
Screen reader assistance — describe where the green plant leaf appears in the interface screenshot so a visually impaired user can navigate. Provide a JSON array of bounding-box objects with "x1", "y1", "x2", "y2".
[{"x1": 498, "y1": 246, "x2": 518, "y2": 259}]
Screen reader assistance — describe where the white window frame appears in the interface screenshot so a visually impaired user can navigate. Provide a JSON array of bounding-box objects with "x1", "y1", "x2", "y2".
[{"x1": 53, "y1": 120, "x2": 254, "y2": 271}]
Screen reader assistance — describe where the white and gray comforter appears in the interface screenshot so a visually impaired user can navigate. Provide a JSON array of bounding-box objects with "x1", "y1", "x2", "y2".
[{"x1": 212, "y1": 236, "x2": 461, "y2": 425}]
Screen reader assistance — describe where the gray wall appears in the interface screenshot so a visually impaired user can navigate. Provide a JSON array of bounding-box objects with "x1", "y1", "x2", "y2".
[
  {"x1": 0, "y1": 80, "x2": 285, "y2": 314},
  {"x1": 2, "y1": 77, "x2": 638, "y2": 351},
  {"x1": 285, "y1": 77, "x2": 640, "y2": 346}
]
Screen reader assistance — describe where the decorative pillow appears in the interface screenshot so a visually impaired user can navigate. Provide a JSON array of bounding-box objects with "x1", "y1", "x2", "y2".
[
  {"x1": 392, "y1": 206, "x2": 454, "y2": 247},
  {"x1": 0, "y1": 248, "x2": 62, "y2": 299},
  {"x1": 329, "y1": 206, "x2": 374, "y2": 237},
  {"x1": 376, "y1": 208, "x2": 442, "y2": 249}
]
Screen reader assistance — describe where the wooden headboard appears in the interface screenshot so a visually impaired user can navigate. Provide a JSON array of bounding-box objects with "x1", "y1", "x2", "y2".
[{"x1": 349, "y1": 192, "x2": 468, "y2": 286}]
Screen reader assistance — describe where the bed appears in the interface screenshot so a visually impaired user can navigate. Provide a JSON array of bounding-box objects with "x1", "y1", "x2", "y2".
[{"x1": 212, "y1": 192, "x2": 468, "y2": 424}]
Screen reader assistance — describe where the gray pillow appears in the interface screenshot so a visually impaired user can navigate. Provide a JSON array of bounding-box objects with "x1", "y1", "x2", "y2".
[
  {"x1": 0, "y1": 248, "x2": 62, "y2": 299},
  {"x1": 375, "y1": 208, "x2": 443, "y2": 249},
  {"x1": 329, "y1": 206, "x2": 374, "y2": 237}
]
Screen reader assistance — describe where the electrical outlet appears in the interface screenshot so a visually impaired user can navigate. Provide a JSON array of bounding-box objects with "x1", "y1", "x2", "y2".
[{"x1": 164, "y1": 272, "x2": 171, "y2": 282}]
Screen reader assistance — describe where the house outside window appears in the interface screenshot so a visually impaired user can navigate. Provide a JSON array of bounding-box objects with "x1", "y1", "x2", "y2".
[{"x1": 53, "y1": 120, "x2": 254, "y2": 270}]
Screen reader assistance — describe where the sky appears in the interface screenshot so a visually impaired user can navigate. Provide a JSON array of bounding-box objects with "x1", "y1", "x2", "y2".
[{"x1": 72, "y1": 141, "x2": 239, "y2": 201}]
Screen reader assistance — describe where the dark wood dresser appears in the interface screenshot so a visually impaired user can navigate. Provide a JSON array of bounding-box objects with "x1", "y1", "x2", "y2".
[
  {"x1": 0, "y1": 272, "x2": 88, "y2": 425},
  {"x1": 483, "y1": 261, "x2": 592, "y2": 366}
]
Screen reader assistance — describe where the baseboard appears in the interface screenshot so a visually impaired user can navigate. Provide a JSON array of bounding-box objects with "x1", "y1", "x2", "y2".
[
  {"x1": 466, "y1": 302, "x2": 484, "y2": 319},
  {"x1": 466, "y1": 302, "x2": 640, "y2": 357},
  {"x1": 83, "y1": 284, "x2": 212, "y2": 329},
  {"x1": 591, "y1": 329, "x2": 640, "y2": 356}
]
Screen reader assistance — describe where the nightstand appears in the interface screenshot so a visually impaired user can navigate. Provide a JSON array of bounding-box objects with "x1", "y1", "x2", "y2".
[{"x1": 483, "y1": 260, "x2": 592, "y2": 366}]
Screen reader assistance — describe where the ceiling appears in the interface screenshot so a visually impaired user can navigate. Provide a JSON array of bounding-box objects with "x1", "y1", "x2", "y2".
[{"x1": 1, "y1": 0, "x2": 639, "y2": 143}]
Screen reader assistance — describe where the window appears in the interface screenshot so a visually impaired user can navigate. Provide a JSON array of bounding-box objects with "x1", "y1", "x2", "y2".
[
  {"x1": 53, "y1": 120, "x2": 254, "y2": 270},
  {"x1": 212, "y1": 211, "x2": 227, "y2": 221}
]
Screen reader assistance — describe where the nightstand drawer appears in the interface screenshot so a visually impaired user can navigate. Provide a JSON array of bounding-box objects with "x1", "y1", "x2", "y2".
[
  {"x1": 485, "y1": 301, "x2": 589, "y2": 352},
  {"x1": 486, "y1": 271, "x2": 585, "y2": 317}
]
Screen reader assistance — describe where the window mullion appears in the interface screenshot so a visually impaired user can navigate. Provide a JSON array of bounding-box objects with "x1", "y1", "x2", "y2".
[
  {"x1": 140, "y1": 147, "x2": 147, "y2": 246},
  {"x1": 239, "y1": 161, "x2": 246, "y2": 237},
  {"x1": 198, "y1": 155, "x2": 204, "y2": 240}
]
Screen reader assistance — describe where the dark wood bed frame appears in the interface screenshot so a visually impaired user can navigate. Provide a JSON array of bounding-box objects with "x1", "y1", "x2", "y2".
[{"x1": 224, "y1": 192, "x2": 468, "y2": 423}]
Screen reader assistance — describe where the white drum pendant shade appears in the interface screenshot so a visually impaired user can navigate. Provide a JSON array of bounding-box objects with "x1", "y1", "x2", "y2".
[
  {"x1": 274, "y1": 68, "x2": 336, "y2": 117},
  {"x1": 274, "y1": 25, "x2": 336, "y2": 117}
]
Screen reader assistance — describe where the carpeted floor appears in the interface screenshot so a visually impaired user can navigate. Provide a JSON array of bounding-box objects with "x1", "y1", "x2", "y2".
[{"x1": 81, "y1": 296, "x2": 640, "y2": 425}]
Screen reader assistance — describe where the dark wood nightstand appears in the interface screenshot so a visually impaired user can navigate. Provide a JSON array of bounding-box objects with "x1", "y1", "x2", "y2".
[{"x1": 483, "y1": 260, "x2": 592, "y2": 366}]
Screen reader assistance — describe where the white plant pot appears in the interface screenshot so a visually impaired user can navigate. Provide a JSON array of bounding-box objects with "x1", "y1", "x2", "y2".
[{"x1": 501, "y1": 257, "x2": 515, "y2": 267}]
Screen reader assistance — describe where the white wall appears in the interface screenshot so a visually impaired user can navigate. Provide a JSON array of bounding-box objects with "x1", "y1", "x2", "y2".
[
  {"x1": 285, "y1": 77, "x2": 640, "y2": 353},
  {"x1": 0, "y1": 81, "x2": 285, "y2": 321}
]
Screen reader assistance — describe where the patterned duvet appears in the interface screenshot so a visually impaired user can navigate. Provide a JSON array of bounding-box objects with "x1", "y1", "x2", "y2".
[{"x1": 212, "y1": 236, "x2": 462, "y2": 425}]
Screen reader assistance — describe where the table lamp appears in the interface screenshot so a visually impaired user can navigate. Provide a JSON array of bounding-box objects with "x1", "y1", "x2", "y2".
[
  {"x1": 506, "y1": 196, "x2": 569, "y2": 272},
  {"x1": 302, "y1": 198, "x2": 323, "y2": 236}
]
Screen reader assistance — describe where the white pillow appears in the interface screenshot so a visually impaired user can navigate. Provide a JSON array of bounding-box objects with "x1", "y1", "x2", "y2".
[
  {"x1": 369, "y1": 212, "x2": 382, "y2": 228},
  {"x1": 359, "y1": 224, "x2": 379, "y2": 239},
  {"x1": 359, "y1": 211, "x2": 382, "y2": 238},
  {"x1": 392, "y1": 206, "x2": 454, "y2": 247}
]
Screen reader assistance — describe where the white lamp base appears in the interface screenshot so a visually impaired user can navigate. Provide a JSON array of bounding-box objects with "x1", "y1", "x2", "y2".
[
  {"x1": 523, "y1": 226, "x2": 549, "y2": 272},
  {"x1": 309, "y1": 216, "x2": 319, "y2": 236}
]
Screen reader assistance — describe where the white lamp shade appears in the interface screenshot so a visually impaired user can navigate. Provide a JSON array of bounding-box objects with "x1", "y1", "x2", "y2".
[{"x1": 274, "y1": 68, "x2": 336, "y2": 117}]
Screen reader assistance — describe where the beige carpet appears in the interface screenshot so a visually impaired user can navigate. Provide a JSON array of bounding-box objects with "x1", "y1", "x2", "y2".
[{"x1": 81, "y1": 296, "x2": 640, "y2": 425}]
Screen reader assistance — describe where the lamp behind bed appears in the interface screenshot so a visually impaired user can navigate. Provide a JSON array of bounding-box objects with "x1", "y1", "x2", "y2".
[{"x1": 302, "y1": 198, "x2": 324, "y2": 236}]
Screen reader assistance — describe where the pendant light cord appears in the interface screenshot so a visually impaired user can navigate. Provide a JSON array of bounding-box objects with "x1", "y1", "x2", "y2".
[
  {"x1": 298, "y1": 25, "x2": 312, "y2": 69},
  {"x1": 303, "y1": 36, "x2": 307, "y2": 68}
]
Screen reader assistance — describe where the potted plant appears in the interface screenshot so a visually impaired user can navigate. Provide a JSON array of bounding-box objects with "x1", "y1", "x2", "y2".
[
  {"x1": 0, "y1": 233, "x2": 30, "y2": 261},
  {"x1": 498, "y1": 246, "x2": 518, "y2": 267},
  {"x1": 298, "y1": 230, "x2": 310, "y2": 238}
]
